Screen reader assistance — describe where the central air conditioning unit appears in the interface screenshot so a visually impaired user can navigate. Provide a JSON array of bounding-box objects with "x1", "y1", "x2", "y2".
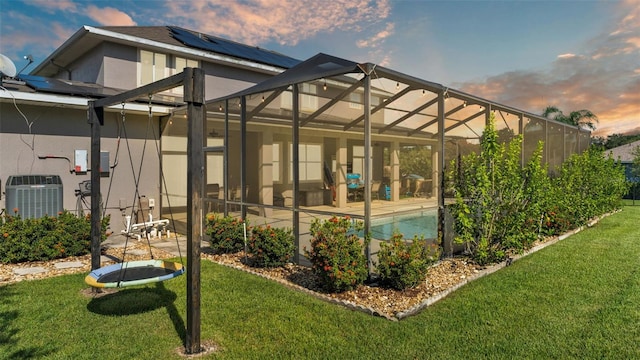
[{"x1": 5, "y1": 175, "x2": 64, "y2": 219}]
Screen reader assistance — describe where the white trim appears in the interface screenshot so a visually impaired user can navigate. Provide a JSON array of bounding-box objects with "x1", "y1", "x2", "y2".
[
  {"x1": 89, "y1": 27, "x2": 286, "y2": 75},
  {"x1": 33, "y1": 26, "x2": 288, "y2": 76},
  {"x1": 0, "y1": 88, "x2": 172, "y2": 114}
]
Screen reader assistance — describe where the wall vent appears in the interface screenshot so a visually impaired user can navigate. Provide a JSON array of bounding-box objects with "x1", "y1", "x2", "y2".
[{"x1": 5, "y1": 175, "x2": 63, "y2": 219}]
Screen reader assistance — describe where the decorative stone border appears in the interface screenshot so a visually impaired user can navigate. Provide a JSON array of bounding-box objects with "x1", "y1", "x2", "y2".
[{"x1": 205, "y1": 212, "x2": 614, "y2": 321}]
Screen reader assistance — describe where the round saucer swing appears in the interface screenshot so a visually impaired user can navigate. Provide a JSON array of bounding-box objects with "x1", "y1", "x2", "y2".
[{"x1": 85, "y1": 259, "x2": 184, "y2": 288}]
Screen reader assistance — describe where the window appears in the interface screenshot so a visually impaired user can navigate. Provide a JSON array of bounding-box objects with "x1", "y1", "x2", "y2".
[
  {"x1": 139, "y1": 50, "x2": 198, "y2": 94},
  {"x1": 289, "y1": 143, "x2": 322, "y2": 181},
  {"x1": 280, "y1": 84, "x2": 318, "y2": 111},
  {"x1": 349, "y1": 92, "x2": 362, "y2": 109},
  {"x1": 172, "y1": 56, "x2": 199, "y2": 95},
  {"x1": 281, "y1": 90, "x2": 292, "y2": 110},
  {"x1": 174, "y1": 56, "x2": 198, "y2": 74},
  {"x1": 352, "y1": 145, "x2": 364, "y2": 176},
  {"x1": 301, "y1": 83, "x2": 317, "y2": 111},
  {"x1": 139, "y1": 50, "x2": 167, "y2": 86},
  {"x1": 272, "y1": 142, "x2": 281, "y2": 182}
]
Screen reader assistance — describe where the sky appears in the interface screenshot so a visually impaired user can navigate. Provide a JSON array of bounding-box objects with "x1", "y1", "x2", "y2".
[{"x1": 0, "y1": 0, "x2": 638, "y2": 137}]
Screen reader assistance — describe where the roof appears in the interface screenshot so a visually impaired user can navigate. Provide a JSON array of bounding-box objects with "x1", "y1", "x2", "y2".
[
  {"x1": 31, "y1": 26, "x2": 300, "y2": 77},
  {"x1": 0, "y1": 73, "x2": 182, "y2": 109},
  {"x1": 205, "y1": 52, "x2": 589, "y2": 142},
  {"x1": 213, "y1": 53, "x2": 363, "y2": 100},
  {"x1": 606, "y1": 140, "x2": 640, "y2": 162}
]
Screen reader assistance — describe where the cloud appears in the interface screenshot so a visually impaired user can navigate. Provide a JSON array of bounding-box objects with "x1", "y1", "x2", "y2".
[
  {"x1": 0, "y1": 11, "x2": 74, "y2": 60},
  {"x1": 557, "y1": 53, "x2": 577, "y2": 59},
  {"x1": 356, "y1": 22, "x2": 395, "y2": 48},
  {"x1": 27, "y1": 0, "x2": 78, "y2": 13},
  {"x1": 164, "y1": 0, "x2": 391, "y2": 46},
  {"x1": 86, "y1": 5, "x2": 137, "y2": 26},
  {"x1": 457, "y1": 1, "x2": 640, "y2": 137}
]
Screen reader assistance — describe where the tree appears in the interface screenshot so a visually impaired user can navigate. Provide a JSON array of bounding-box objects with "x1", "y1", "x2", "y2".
[
  {"x1": 542, "y1": 106, "x2": 599, "y2": 131},
  {"x1": 398, "y1": 145, "x2": 432, "y2": 179}
]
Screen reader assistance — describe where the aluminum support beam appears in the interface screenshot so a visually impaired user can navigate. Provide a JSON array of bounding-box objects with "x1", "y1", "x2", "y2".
[
  {"x1": 240, "y1": 96, "x2": 247, "y2": 220},
  {"x1": 363, "y1": 68, "x2": 372, "y2": 273},
  {"x1": 292, "y1": 84, "x2": 300, "y2": 263}
]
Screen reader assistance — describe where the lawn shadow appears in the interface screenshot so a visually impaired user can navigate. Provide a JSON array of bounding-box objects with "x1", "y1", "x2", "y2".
[
  {"x1": 84, "y1": 282, "x2": 186, "y2": 344},
  {"x1": 157, "y1": 281, "x2": 186, "y2": 344},
  {"x1": 86, "y1": 286, "x2": 177, "y2": 316},
  {"x1": 0, "y1": 286, "x2": 57, "y2": 359}
]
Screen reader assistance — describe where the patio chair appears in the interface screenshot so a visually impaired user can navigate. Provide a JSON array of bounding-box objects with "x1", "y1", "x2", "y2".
[
  {"x1": 274, "y1": 189, "x2": 293, "y2": 207},
  {"x1": 371, "y1": 181, "x2": 382, "y2": 200},
  {"x1": 414, "y1": 179, "x2": 432, "y2": 198},
  {"x1": 206, "y1": 183, "x2": 220, "y2": 213}
]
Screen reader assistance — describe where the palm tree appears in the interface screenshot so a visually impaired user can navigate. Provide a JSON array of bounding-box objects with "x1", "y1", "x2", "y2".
[{"x1": 541, "y1": 106, "x2": 598, "y2": 130}]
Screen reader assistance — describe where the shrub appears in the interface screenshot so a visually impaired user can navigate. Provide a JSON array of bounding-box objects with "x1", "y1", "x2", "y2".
[
  {"x1": 304, "y1": 216, "x2": 368, "y2": 292},
  {"x1": 449, "y1": 115, "x2": 549, "y2": 265},
  {"x1": 248, "y1": 224, "x2": 295, "y2": 267},
  {"x1": 0, "y1": 210, "x2": 110, "y2": 264},
  {"x1": 546, "y1": 147, "x2": 628, "y2": 231},
  {"x1": 376, "y1": 233, "x2": 439, "y2": 290},
  {"x1": 204, "y1": 213, "x2": 247, "y2": 253}
]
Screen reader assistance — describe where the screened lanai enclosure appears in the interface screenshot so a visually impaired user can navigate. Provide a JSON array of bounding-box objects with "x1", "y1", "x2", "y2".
[{"x1": 161, "y1": 53, "x2": 590, "y2": 264}]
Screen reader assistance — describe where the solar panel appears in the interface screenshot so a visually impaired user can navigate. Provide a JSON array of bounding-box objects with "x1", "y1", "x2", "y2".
[
  {"x1": 19, "y1": 75, "x2": 122, "y2": 98},
  {"x1": 169, "y1": 26, "x2": 300, "y2": 69}
]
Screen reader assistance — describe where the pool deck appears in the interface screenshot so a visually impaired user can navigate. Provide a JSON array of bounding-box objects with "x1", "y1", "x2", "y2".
[
  {"x1": 167, "y1": 196, "x2": 441, "y2": 232},
  {"x1": 162, "y1": 196, "x2": 444, "y2": 266}
]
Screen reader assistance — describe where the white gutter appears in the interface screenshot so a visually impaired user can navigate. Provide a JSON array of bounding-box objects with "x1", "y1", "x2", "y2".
[{"x1": 0, "y1": 88, "x2": 173, "y2": 114}]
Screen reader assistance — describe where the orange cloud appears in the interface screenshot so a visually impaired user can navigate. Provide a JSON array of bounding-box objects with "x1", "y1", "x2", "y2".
[
  {"x1": 86, "y1": 5, "x2": 137, "y2": 26},
  {"x1": 164, "y1": 0, "x2": 391, "y2": 46},
  {"x1": 457, "y1": 0, "x2": 640, "y2": 137},
  {"x1": 356, "y1": 23, "x2": 395, "y2": 48}
]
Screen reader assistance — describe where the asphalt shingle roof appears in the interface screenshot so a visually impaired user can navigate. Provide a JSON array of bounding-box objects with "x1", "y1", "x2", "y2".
[{"x1": 606, "y1": 140, "x2": 640, "y2": 162}]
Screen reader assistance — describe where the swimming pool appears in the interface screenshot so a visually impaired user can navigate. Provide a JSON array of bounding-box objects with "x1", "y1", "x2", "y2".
[{"x1": 369, "y1": 210, "x2": 437, "y2": 241}]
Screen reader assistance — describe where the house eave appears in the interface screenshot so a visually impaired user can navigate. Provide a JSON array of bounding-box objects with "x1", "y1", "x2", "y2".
[
  {"x1": 31, "y1": 26, "x2": 286, "y2": 78},
  {"x1": 0, "y1": 89, "x2": 173, "y2": 115}
]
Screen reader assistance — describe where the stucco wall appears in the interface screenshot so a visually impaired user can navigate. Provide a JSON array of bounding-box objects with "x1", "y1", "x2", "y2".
[{"x1": 0, "y1": 102, "x2": 161, "y2": 234}]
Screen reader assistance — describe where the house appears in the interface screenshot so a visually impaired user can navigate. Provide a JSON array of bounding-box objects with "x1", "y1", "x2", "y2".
[
  {"x1": 1, "y1": 25, "x2": 591, "y2": 262},
  {"x1": 607, "y1": 140, "x2": 640, "y2": 197},
  {"x1": 1, "y1": 25, "x2": 297, "y2": 230}
]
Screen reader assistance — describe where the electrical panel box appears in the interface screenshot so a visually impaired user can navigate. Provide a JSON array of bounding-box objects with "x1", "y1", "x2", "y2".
[
  {"x1": 100, "y1": 151, "x2": 110, "y2": 176},
  {"x1": 74, "y1": 150, "x2": 87, "y2": 173}
]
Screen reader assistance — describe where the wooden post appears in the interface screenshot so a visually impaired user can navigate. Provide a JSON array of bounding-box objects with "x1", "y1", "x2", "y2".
[
  {"x1": 89, "y1": 101, "x2": 103, "y2": 271},
  {"x1": 184, "y1": 67, "x2": 205, "y2": 354}
]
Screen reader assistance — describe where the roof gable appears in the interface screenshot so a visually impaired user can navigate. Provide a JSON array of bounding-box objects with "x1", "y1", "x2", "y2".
[
  {"x1": 32, "y1": 26, "x2": 300, "y2": 77},
  {"x1": 607, "y1": 140, "x2": 640, "y2": 162}
]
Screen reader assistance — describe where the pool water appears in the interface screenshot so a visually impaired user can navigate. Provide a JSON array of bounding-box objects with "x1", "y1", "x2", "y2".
[{"x1": 369, "y1": 210, "x2": 437, "y2": 241}]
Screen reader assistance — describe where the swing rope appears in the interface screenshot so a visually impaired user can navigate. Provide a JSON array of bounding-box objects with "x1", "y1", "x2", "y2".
[
  {"x1": 110, "y1": 98, "x2": 180, "y2": 285},
  {"x1": 101, "y1": 107, "x2": 124, "y2": 219},
  {"x1": 86, "y1": 97, "x2": 185, "y2": 289},
  {"x1": 146, "y1": 100, "x2": 185, "y2": 262}
]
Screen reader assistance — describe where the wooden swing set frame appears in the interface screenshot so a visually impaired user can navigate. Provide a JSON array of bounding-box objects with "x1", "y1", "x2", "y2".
[{"x1": 88, "y1": 67, "x2": 205, "y2": 355}]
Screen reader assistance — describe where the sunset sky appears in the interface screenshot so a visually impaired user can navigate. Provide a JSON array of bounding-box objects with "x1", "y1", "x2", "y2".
[{"x1": 1, "y1": 0, "x2": 638, "y2": 137}]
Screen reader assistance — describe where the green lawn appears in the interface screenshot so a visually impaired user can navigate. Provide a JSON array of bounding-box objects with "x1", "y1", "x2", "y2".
[{"x1": 1, "y1": 206, "x2": 639, "y2": 359}]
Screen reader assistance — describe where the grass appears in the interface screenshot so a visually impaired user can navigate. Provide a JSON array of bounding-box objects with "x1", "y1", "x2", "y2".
[{"x1": 1, "y1": 206, "x2": 640, "y2": 359}]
